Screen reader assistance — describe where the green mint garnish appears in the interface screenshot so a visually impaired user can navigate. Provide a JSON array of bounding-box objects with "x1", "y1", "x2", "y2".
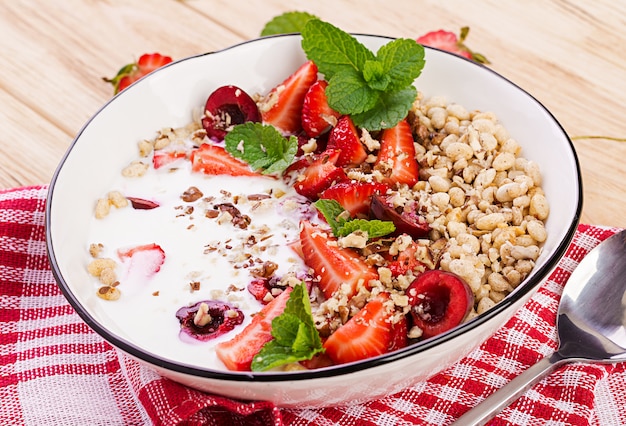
[
  {"x1": 314, "y1": 199, "x2": 395, "y2": 239},
  {"x1": 251, "y1": 282, "x2": 323, "y2": 371},
  {"x1": 301, "y1": 19, "x2": 425, "y2": 131},
  {"x1": 260, "y1": 11, "x2": 319, "y2": 36},
  {"x1": 224, "y1": 122, "x2": 298, "y2": 175}
]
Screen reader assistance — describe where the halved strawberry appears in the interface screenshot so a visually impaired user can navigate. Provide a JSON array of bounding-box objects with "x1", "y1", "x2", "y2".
[
  {"x1": 374, "y1": 119, "x2": 419, "y2": 187},
  {"x1": 117, "y1": 243, "x2": 165, "y2": 279},
  {"x1": 259, "y1": 60, "x2": 319, "y2": 135},
  {"x1": 153, "y1": 150, "x2": 187, "y2": 169},
  {"x1": 104, "y1": 53, "x2": 173, "y2": 94},
  {"x1": 301, "y1": 80, "x2": 340, "y2": 138},
  {"x1": 326, "y1": 115, "x2": 368, "y2": 167},
  {"x1": 319, "y1": 181, "x2": 389, "y2": 217},
  {"x1": 190, "y1": 143, "x2": 258, "y2": 176},
  {"x1": 215, "y1": 287, "x2": 292, "y2": 371},
  {"x1": 406, "y1": 270, "x2": 474, "y2": 339},
  {"x1": 387, "y1": 240, "x2": 426, "y2": 277},
  {"x1": 299, "y1": 220, "x2": 378, "y2": 300},
  {"x1": 293, "y1": 149, "x2": 346, "y2": 200},
  {"x1": 323, "y1": 292, "x2": 407, "y2": 365}
]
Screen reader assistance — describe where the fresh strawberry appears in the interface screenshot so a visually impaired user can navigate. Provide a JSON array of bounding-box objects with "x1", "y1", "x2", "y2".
[
  {"x1": 301, "y1": 80, "x2": 340, "y2": 138},
  {"x1": 104, "y1": 53, "x2": 173, "y2": 94},
  {"x1": 190, "y1": 143, "x2": 258, "y2": 176},
  {"x1": 259, "y1": 60, "x2": 319, "y2": 135},
  {"x1": 416, "y1": 27, "x2": 489, "y2": 64},
  {"x1": 375, "y1": 119, "x2": 419, "y2": 187},
  {"x1": 215, "y1": 287, "x2": 293, "y2": 371},
  {"x1": 152, "y1": 150, "x2": 187, "y2": 169},
  {"x1": 326, "y1": 115, "x2": 368, "y2": 167},
  {"x1": 387, "y1": 240, "x2": 426, "y2": 276},
  {"x1": 117, "y1": 243, "x2": 165, "y2": 279},
  {"x1": 293, "y1": 149, "x2": 346, "y2": 200},
  {"x1": 319, "y1": 181, "x2": 389, "y2": 217},
  {"x1": 299, "y1": 220, "x2": 378, "y2": 300},
  {"x1": 406, "y1": 270, "x2": 474, "y2": 339},
  {"x1": 323, "y1": 292, "x2": 407, "y2": 364}
]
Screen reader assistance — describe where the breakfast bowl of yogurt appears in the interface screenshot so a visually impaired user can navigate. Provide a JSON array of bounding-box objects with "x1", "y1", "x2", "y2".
[{"x1": 46, "y1": 19, "x2": 582, "y2": 407}]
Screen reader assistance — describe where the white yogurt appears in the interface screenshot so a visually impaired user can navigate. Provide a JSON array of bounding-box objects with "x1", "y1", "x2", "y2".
[{"x1": 88, "y1": 157, "x2": 315, "y2": 370}]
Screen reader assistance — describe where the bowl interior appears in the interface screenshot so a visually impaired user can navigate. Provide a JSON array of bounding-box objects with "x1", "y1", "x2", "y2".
[{"x1": 46, "y1": 34, "x2": 581, "y2": 377}]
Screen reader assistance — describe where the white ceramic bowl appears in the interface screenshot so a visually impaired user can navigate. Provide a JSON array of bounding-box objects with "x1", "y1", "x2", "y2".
[{"x1": 46, "y1": 34, "x2": 582, "y2": 408}]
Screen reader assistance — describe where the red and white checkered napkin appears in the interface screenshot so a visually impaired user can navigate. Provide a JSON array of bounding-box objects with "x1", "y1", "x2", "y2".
[{"x1": 2, "y1": 185, "x2": 626, "y2": 426}]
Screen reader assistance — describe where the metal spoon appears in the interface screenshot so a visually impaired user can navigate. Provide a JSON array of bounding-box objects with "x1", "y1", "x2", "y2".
[{"x1": 455, "y1": 229, "x2": 626, "y2": 425}]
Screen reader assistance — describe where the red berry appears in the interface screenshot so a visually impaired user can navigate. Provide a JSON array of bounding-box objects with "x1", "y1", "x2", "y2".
[
  {"x1": 301, "y1": 80, "x2": 340, "y2": 137},
  {"x1": 406, "y1": 270, "x2": 474, "y2": 339},
  {"x1": 326, "y1": 115, "x2": 368, "y2": 167},
  {"x1": 374, "y1": 119, "x2": 419, "y2": 187},
  {"x1": 202, "y1": 85, "x2": 260, "y2": 141},
  {"x1": 176, "y1": 300, "x2": 244, "y2": 342},
  {"x1": 293, "y1": 149, "x2": 346, "y2": 200},
  {"x1": 319, "y1": 181, "x2": 389, "y2": 217},
  {"x1": 104, "y1": 53, "x2": 172, "y2": 94},
  {"x1": 259, "y1": 60, "x2": 319, "y2": 135},
  {"x1": 126, "y1": 197, "x2": 160, "y2": 210},
  {"x1": 190, "y1": 143, "x2": 259, "y2": 176},
  {"x1": 370, "y1": 193, "x2": 430, "y2": 239}
]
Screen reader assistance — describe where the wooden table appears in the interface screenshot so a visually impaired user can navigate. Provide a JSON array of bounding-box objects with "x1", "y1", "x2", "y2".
[{"x1": 2, "y1": 0, "x2": 625, "y2": 227}]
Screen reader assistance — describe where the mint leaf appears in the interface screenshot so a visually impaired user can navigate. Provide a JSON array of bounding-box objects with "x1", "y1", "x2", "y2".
[
  {"x1": 351, "y1": 86, "x2": 418, "y2": 131},
  {"x1": 251, "y1": 283, "x2": 323, "y2": 371},
  {"x1": 260, "y1": 11, "x2": 318, "y2": 36},
  {"x1": 314, "y1": 199, "x2": 395, "y2": 239},
  {"x1": 336, "y1": 219, "x2": 396, "y2": 239},
  {"x1": 300, "y1": 19, "x2": 426, "y2": 131},
  {"x1": 224, "y1": 122, "x2": 297, "y2": 175},
  {"x1": 376, "y1": 38, "x2": 425, "y2": 91},
  {"x1": 326, "y1": 69, "x2": 379, "y2": 115},
  {"x1": 301, "y1": 19, "x2": 375, "y2": 79},
  {"x1": 313, "y1": 199, "x2": 348, "y2": 235}
]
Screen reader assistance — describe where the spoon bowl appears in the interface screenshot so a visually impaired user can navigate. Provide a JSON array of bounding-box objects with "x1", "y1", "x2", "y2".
[{"x1": 456, "y1": 229, "x2": 626, "y2": 425}]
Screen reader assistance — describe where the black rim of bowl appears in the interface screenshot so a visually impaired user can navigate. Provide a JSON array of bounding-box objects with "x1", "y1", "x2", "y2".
[{"x1": 46, "y1": 33, "x2": 583, "y2": 383}]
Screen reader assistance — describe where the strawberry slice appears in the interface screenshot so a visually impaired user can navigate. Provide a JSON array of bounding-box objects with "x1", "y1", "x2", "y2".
[
  {"x1": 406, "y1": 270, "x2": 474, "y2": 339},
  {"x1": 319, "y1": 181, "x2": 389, "y2": 217},
  {"x1": 416, "y1": 27, "x2": 489, "y2": 64},
  {"x1": 301, "y1": 80, "x2": 340, "y2": 138},
  {"x1": 190, "y1": 143, "x2": 258, "y2": 176},
  {"x1": 293, "y1": 149, "x2": 346, "y2": 200},
  {"x1": 326, "y1": 115, "x2": 368, "y2": 167},
  {"x1": 117, "y1": 243, "x2": 165, "y2": 279},
  {"x1": 153, "y1": 150, "x2": 187, "y2": 169},
  {"x1": 104, "y1": 53, "x2": 173, "y2": 94},
  {"x1": 299, "y1": 220, "x2": 377, "y2": 300},
  {"x1": 259, "y1": 60, "x2": 319, "y2": 135},
  {"x1": 375, "y1": 119, "x2": 419, "y2": 187},
  {"x1": 215, "y1": 287, "x2": 292, "y2": 371},
  {"x1": 387, "y1": 240, "x2": 426, "y2": 277},
  {"x1": 323, "y1": 292, "x2": 407, "y2": 365}
]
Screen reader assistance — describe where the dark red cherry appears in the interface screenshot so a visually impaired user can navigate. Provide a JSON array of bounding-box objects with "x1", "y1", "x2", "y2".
[
  {"x1": 201, "y1": 85, "x2": 261, "y2": 140},
  {"x1": 370, "y1": 193, "x2": 430, "y2": 238},
  {"x1": 176, "y1": 300, "x2": 244, "y2": 342},
  {"x1": 406, "y1": 270, "x2": 473, "y2": 339}
]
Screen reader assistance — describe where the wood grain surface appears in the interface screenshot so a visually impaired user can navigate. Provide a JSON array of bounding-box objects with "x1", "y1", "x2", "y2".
[{"x1": 1, "y1": 0, "x2": 624, "y2": 226}]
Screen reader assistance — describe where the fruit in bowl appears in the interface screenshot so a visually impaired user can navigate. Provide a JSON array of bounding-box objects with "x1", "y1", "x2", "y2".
[{"x1": 46, "y1": 19, "x2": 582, "y2": 407}]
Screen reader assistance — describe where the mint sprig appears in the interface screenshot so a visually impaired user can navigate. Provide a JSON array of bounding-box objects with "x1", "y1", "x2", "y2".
[
  {"x1": 224, "y1": 122, "x2": 298, "y2": 175},
  {"x1": 260, "y1": 11, "x2": 319, "y2": 36},
  {"x1": 314, "y1": 199, "x2": 395, "y2": 239},
  {"x1": 301, "y1": 19, "x2": 425, "y2": 131},
  {"x1": 251, "y1": 283, "x2": 323, "y2": 371}
]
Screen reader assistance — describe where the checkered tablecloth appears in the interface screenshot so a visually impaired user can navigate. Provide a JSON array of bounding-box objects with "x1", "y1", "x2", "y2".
[{"x1": 2, "y1": 185, "x2": 625, "y2": 425}]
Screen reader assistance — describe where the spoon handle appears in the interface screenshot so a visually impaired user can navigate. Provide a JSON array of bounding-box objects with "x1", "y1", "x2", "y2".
[{"x1": 454, "y1": 352, "x2": 568, "y2": 425}]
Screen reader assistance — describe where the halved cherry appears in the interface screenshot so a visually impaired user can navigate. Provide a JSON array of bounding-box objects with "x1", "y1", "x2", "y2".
[
  {"x1": 370, "y1": 193, "x2": 430, "y2": 238},
  {"x1": 176, "y1": 300, "x2": 244, "y2": 342},
  {"x1": 406, "y1": 270, "x2": 474, "y2": 339},
  {"x1": 201, "y1": 85, "x2": 260, "y2": 140}
]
